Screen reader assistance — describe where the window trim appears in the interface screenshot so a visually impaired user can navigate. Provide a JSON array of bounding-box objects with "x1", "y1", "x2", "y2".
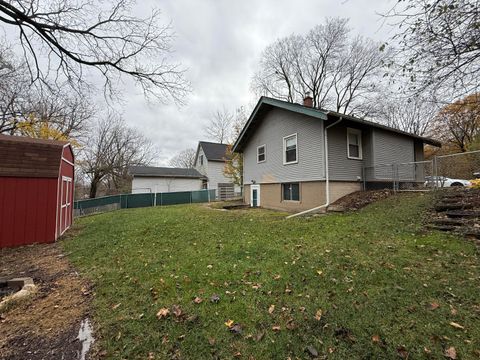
[
  {"x1": 282, "y1": 182, "x2": 300, "y2": 202},
  {"x1": 283, "y1": 133, "x2": 298, "y2": 165},
  {"x1": 347, "y1": 128, "x2": 363, "y2": 160},
  {"x1": 257, "y1": 144, "x2": 266, "y2": 163}
]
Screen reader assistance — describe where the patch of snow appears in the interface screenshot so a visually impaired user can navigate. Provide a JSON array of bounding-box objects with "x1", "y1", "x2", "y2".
[{"x1": 77, "y1": 318, "x2": 94, "y2": 360}]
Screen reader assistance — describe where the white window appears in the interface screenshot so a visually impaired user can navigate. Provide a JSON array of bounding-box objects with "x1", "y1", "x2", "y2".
[
  {"x1": 257, "y1": 145, "x2": 266, "y2": 163},
  {"x1": 283, "y1": 133, "x2": 298, "y2": 165},
  {"x1": 200, "y1": 154, "x2": 204, "y2": 165},
  {"x1": 347, "y1": 128, "x2": 362, "y2": 160}
]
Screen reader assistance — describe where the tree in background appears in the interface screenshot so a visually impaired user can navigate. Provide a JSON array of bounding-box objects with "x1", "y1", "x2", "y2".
[
  {"x1": 0, "y1": 44, "x2": 92, "y2": 142},
  {"x1": 79, "y1": 116, "x2": 157, "y2": 198},
  {"x1": 372, "y1": 92, "x2": 439, "y2": 136},
  {"x1": 223, "y1": 107, "x2": 248, "y2": 189},
  {"x1": 0, "y1": 0, "x2": 189, "y2": 102},
  {"x1": 383, "y1": 0, "x2": 480, "y2": 100},
  {"x1": 204, "y1": 107, "x2": 234, "y2": 144},
  {"x1": 169, "y1": 148, "x2": 196, "y2": 168},
  {"x1": 252, "y1": 18, "x2": 389, "y2": 115},
  {"x1": 431, "y1": 93, "x2": 480, "y2": 152}
]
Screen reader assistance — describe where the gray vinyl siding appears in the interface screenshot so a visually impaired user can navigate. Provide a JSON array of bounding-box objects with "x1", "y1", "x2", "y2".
[
  {"x1": 327, "y1": 124, "x2": 365, "y2": 181},
  {"x1": 243, "y1": 108, "x2": 324, "y2": 184},
  {"x1": 372, "y1": 129, "x2": 415, "y2": 180}
]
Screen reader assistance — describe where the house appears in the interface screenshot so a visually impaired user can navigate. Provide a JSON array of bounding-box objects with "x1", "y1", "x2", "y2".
[
  {"x1": 0, "y1": 134, "x2": 74, "y2": 248},
  {"x1": 194, "y1": 141, "x2": 240, "y2": 199},
  {"x1": 232, "y1": 96, "x2": 441, "y2": 213},
  {"x1": 130, "y1": 166, "x2": 206, "y2": 193}
]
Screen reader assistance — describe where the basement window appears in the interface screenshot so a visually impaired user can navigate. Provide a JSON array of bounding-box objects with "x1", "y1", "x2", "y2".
[
  {"x1": 347, "y1": 128, "x2": 362, "y2": 160},
  {"x1": 257, "y1": 145, "x2": 266, "y2": 163},
  {"x1": 282, "y1": 183, "x2": 300, "y2": 201}
]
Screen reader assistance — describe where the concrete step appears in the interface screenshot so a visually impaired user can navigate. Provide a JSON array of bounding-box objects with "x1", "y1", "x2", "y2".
[
  {"x1": 446, "y1": 210, "x2": 480, "y2": 218},
  {"x1": 435, "y1": 203, "x2": 473, "y2": 211}
]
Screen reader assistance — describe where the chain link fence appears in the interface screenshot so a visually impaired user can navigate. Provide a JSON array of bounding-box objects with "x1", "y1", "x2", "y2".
[{"x1": 362, "y1": 150, "x2": 480, "y2": 192}]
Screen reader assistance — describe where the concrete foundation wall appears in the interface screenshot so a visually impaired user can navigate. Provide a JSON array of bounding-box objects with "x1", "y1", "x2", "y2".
[{"x1": 243, "y1": 181, "x2": 361, "y2": 212}]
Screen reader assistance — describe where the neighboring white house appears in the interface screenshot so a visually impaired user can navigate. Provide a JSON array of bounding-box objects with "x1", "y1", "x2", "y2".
[
  {"x1": 130, "y1": 166, "x2": 206, "y2": 194},
  {"x1": 194, "y1": 141, "x2": 241, "y2": 199}
]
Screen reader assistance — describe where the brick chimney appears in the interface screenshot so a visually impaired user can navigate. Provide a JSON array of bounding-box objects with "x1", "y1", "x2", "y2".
[{"x1": 303, "y1": 92, "x2": 313, "y2": 107}]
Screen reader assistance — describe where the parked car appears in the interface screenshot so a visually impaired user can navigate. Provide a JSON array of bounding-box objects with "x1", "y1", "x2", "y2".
[{"x1": 424, "y1": 176, "x2": 471, "y2": 187}]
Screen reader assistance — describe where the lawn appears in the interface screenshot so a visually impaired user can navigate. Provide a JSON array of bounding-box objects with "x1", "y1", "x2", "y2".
[{"x1": 63, "y1": 194, "x2": 480, "y2": 359}]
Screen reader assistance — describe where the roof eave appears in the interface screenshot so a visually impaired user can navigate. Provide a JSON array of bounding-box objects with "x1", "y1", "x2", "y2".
[{"x1": 232, "y1": 97, "x2": 328, "y2": 153}]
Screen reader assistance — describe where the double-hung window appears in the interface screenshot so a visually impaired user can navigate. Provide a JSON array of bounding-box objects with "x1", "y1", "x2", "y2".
[
  {"x1": 283, "y1": 134, "x2": 298, "y2": 164},
  {"x1": 257, "y1": 145, "x2": 266, "y2": 163},
  {"x1": 347, "y1": 128, "x2": 362, "y2": 160},
  {"x1": 282, "y1": 183, "x2": 300, "y2": 201}
]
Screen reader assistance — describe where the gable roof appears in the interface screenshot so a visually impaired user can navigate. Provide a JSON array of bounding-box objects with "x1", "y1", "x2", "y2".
[
  {"x1": 0, "y1": 134, "x2": 71, "y2": 178},
  {"x1": 129, "y1": 166, "x2": 206, "y2": 179},
  {"x1": 232, "y1": 97, "x2": 441, "y2": 152},
  {"x1": 195, "y1": 141, "x2": 228, "y2": 163}
]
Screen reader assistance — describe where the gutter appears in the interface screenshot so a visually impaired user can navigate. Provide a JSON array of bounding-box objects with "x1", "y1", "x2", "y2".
[{"x1": 287, "y1": 116, "x2": 343, "y2": 219}]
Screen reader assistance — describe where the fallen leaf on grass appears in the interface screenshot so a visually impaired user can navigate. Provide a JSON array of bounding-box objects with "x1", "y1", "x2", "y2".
[
  {"x1": 225, "y1": 319, "x2": 234, "y2": 327},
  {"x1": 268, "y1": 304, "x2": 275, "y2": 314},
  {"x1": 445, "y1": 347, "x2": 457, "y2": 359},
  {"x1": 255, "y1": 331, "x2": 265, "y2": 341},
  {"x1": 314, "y1": 309, "x2": 322, "y2": 321},
  {"x1": 449, "y1": 322, "x2": 465, "y2": 330},
  {"x1": 305, "y1": 345, "x2": 318, "y2": 357},
  {"x1": 171, "y1": 305, "x2": 183, "y2": 318},
  {"x1": 193, "y1": 297, "x2": 203, "y2": 304},
  {"x1": 229, "y1": 323, "x2": 242, "y2": 334},
  {"x1": 273, "y1": 274, "x2": 281, "y2": 280},
  {"x1": 272, "y1": 325, "x2": 281, "y2": 331},
  {"x1": 111, "y1": 303, "x2": 121, "y2": 310},
  {"x1": 210, "y1": 294, "x2": 220, "y2": 303},
  {"x1": 371, "y1": 335, "x2": 380, "y2": 343},
  {"x1": 428, "y1": 302, "x2": 440, "y2": 310},
  {"x1": 208, "y1": 338, "x2": 215, "y2": 346},
  {"x1": 286, "y1": 319, "x2": 297, "y2": 330},
  {"x1": 316, "y1": 270, "x2": 323, "y2": 276},
  {"x1": 396, "y1": 346, "x2": 408, "y2": 359},
  {"x1": 156, "y1": 308, "x2": 170, "y2": 319}
]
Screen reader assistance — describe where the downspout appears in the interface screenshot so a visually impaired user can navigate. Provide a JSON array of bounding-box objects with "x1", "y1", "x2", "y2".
[{"x1": 287, "y1": 116, "x2": 343, "y2": 219}]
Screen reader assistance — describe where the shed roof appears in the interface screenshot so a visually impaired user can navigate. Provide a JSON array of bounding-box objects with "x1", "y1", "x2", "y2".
[
  {"x1": 129, "y1": 166, "x2": 206, "y2": 179},
  {"x1": 0, "y1": 134, "x2": 70, "y2": 178},
  {"x1": 232, "y1": 97, "x2": 441, "y2": 152}
]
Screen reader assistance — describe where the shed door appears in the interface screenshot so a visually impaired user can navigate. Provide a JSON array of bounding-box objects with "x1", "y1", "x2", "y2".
[{"x1": 60, "y1": 176, "x2": 72, "y2": 235}]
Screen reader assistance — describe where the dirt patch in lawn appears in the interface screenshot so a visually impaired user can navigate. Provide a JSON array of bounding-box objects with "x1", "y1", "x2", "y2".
[
  {"x1": 330, "y1": 190, "x2": 393, "y2": 211},
  {"x1": 0, "y1": 243, "x2": 92, "y2": 360}
]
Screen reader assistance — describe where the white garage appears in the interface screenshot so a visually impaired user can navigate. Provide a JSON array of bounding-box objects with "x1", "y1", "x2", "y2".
[{"x1": 130, "y1": 166, "x2": 206, "y2": 194}]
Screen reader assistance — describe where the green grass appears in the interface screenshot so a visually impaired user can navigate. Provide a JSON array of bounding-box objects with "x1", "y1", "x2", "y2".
[{"x1": 63, "y1": 194, "x2": 480, "y2": 359}]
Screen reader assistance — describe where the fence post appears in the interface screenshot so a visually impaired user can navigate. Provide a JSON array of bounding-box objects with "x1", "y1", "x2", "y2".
[
  {"x1": 362, "y1": 166, "x2": 366, "y2": 191},
  {"x1": 433, "y1": 155, "x2": 438, "y2": 190},
  {"x1": 392, "y1": 164, "x2": 396, "y2": 192}
]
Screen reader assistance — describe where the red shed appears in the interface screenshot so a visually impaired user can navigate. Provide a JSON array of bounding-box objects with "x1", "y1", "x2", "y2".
[{"x1": 0, "y1": 134, "x2": 74, "y2": 248}]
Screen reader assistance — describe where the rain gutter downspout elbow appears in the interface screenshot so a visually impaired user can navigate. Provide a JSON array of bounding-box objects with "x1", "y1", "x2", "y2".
[{"x1": 287, "y1": 116, "x2": 343, "y2": 219}]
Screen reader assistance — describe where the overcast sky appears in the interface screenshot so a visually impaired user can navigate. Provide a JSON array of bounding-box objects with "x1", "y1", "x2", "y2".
[{"x1": 97, "y1": 1, "x2": 398, "y2": 165}]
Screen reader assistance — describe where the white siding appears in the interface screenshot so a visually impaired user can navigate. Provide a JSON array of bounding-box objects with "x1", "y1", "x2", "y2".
[
  {"x1": 132, "y1": 177, "x2": 202, "y2": 193},
  {"x1": 195, "y1": 145, "x2": 238, "y2": 191},
  {"x1": 243, "y1": 108, "x2": 325, "y2": 184}
]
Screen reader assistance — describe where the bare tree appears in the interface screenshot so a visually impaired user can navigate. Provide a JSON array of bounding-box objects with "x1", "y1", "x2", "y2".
[
  {"x1": 373, "y1": 92, "x2": 439, "y2": 136},
  {"x1": 0, "y1": 44, "x2": 92, "y2": 140},
  {"x1": 252, "y1": 18, "x2": 389, "y2": 116},
  {"x1": 169, "y1": 148, "x2": 196, "y2": 168},
  {"x1": 382, "y1": 0, "x2": 480, "y2": 100},
  {"x1": 204, "y1": 107, "x2": 233, "y2": 144},
  {"x1": 0, "y1": 0, "x2": 189, "y2": 102},
  {"x1": 80, "y1": 116, "x2": 157, "y2": 198}
]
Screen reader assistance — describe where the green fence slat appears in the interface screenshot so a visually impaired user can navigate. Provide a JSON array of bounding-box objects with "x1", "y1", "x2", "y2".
[{"x1": 74, "y1": 189, "x2": 217, "y2": 211}]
